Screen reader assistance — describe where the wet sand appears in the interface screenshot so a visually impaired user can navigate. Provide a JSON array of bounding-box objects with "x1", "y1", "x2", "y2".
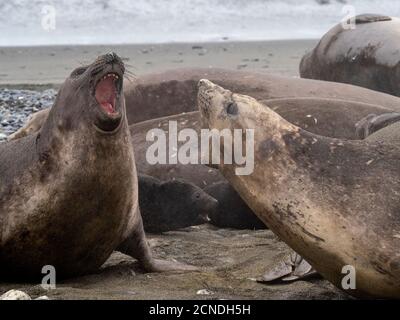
[
  {"x1": 0, "y1": 40, "x2": 317, "y2": 86},
  {"x1": 0, "y1": 225, "x2": 349, "y2": 300}
]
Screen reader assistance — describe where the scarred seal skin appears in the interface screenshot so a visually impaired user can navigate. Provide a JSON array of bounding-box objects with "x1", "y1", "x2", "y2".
[
  {"x1": 300, "y1": 14, "x2": 400, "y2": 97},
  {"x1": 0, "y1": 53, "x2": 195, "y2": 280},
  {"x1": 198, "y1": 79, "x2": 400, "y2": 299}
]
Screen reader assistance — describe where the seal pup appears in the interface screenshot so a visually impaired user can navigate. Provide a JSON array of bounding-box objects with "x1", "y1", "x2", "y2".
[
  {"x1": 139, "y1": 174, "x2": 215, "y2": 233},
  {"x1": 0, "y1": 53, "x2": 195, "y2": 279},
  {"x1": 198, "y1": 79, "x2": 400, "y2": 299},
  {"x1": 300, "y1": 14, "x2": 400, "y2": 96}
]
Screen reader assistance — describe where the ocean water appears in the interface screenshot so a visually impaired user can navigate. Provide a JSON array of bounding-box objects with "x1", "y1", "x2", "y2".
[{"x1": 0, "y1": 0, "x2": 399, "y2": 46}]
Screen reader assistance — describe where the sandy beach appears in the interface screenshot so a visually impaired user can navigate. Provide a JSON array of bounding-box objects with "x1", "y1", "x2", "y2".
[{"x1": 0, "y1": 39, "x2": 316, "y2": 87}]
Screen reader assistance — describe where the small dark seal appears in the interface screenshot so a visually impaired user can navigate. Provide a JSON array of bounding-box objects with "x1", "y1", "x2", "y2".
[{"x1": 139, "y1": 174, "x2": 216, "y2": 233}]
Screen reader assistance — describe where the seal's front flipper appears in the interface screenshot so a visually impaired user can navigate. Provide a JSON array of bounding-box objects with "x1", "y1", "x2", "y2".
[
  {"x1": 356, "y1": 112, "x2": 400, "y2": 139},
  {"x1": 258, "y1": 251, "x2": 319, "y2": 284},
  {"x1": 117, "y1": 212, "x2": 198, "y2": 273}
]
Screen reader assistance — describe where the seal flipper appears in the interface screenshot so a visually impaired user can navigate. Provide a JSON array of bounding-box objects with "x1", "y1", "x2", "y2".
[
  {"x1": 117, "y1": 211, "x2": 198, "y2": 272},
  {"x1": 355, "y1": 112, "x2": 400, "y2": 139},
  {"x1": 258, "y1": 251, "x2": 320, "y2": 284}
]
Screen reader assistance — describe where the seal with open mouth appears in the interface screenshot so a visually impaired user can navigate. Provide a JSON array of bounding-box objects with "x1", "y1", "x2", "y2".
[
  {"x1": 0, "y1": 53, "x2": 195, "y2": 279},
  {"x1": 198, "y1": 79, "x2": 400, "y2": 299}
]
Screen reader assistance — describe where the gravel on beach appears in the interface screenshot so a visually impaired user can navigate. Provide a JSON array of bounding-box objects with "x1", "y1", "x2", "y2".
[{"x1": 0, "y1": 89, "x2": 55, "y2": 141}]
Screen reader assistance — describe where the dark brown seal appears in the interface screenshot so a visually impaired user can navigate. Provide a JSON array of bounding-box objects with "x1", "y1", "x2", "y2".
[
  {"x1": 198, "y1": 79, "x2": 400, "y2": 299},
  {"x1": 7, "y1": 68, "x2": 400, "y2": 234},
  {"x1": 12, "y1": 99, "x2": 399, "y2": 233},
  {"x1": 139, "y1": 174, "x2": 216, "y2": 233},
  {"x1": 300, "y1": 14, "x2": 400, "y2": 97},
  {"x1": 204, "y1": 182, "x2": 266, "y2": 230},
  {"x1": 9, "y1": 67, "x2": 400, "y2": 141},
  {"x1": 0, "y1": 53, "x2": 194, "y2": 279}
]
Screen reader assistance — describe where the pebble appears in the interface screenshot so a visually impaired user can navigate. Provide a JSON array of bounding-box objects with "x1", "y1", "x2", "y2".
[
  {"x1": 0, "y1": 88, "x2": 56, "y2": 142},
  {"x1": 196, "y1": 289, "x2": 214, "y2": 295},
  {"x1": 0, "y1": 290, "x2": 32, "y2": 300}
]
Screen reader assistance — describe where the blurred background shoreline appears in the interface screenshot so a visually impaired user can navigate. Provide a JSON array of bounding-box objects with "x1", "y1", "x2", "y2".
[
  {"x1": 1, "y1": 0, "x2": 399, "y2": 86},
  {"x1": 0, "y1": 39, "x2": 317, "y2": 86},
  {"x1": 1, "y1": 0, "x2": 399, "y2": 47}
]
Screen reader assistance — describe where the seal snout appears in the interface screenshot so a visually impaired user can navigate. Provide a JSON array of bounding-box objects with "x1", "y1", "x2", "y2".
[
  {"x1": 91, "y1": 52, "x2": 126, "y2": 133},
  {"x1": 197, "y1": 79, "x2": 216, "y2": 118},
  {"x1": 198, "y1": 78, "x2": 214, "y2": 89}
]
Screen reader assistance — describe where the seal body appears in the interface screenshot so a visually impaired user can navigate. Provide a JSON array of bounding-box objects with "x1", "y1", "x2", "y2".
[
  {"x1": 0, "y1": 53, "x2": 138, "y2": 279},
  {"x1": 10, "y1": 67, "x2": 400, "y2": 141},
  {"x1": 0, "y1": 54, "x2": 196, "y2": 279},
  {"x1": 205, "y1": 182, "x2": 266, "y2": 230},
  {"x1": 12, "y1": 96, "x2": 400, "y2": 234},
  {"x1": 7, "y1": 68, "x2": 400, "y2": 238},
  {"x1": 198, "y1": 79, "x2": 400, "y2": 299},
  {"x1": 300, "y1": 14, "x2": 400, "y2": 97},
  {"x1": 139, "y1": 174, "x2": 216, "y2": 233}
]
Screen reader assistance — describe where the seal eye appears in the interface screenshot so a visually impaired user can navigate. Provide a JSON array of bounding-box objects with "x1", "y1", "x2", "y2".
[
  {"x1": 71, "y1": 67, "x2": 87, "y2": 77},
  {"x1": 226, "y1": 102, "x2": 238, "y2": 115}
]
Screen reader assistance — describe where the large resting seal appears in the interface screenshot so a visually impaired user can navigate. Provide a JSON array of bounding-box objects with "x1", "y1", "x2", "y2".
[
  {"x1": 9, "y1": 67, "x2": 400, "y2": 141},
  {"x1": 300, "y1": 14, "x2": 400, "y2": 97},
  {"x1": 0, "y1": 53, "x2": 194, "y2": 279},
  {"x1": 198, "y1": 79, "x2": 400, "y2": 299}
]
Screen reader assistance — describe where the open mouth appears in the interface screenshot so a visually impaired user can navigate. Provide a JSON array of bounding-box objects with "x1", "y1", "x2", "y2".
[{"x1": 95, "y1": 73, "x2": 121, "y2": 115}]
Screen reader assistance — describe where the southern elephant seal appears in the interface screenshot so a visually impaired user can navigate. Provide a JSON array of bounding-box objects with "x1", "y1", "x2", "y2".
[
  {"x1": 130, "y1": 97, "x2": 397, "y2": 185},
  {"x1": 124, "y1": 67, "x2": 400, "y2": 121},
  {"x1": 300, "y1": 14, "x2": 400, "y2": 97},
  {"x1": 8, "y1": 99, "x2": 399, "y2": 233},
  {"x1": 198, "y1": 79, "x2": 400, "y2": 299},
  {"x1": 8, "y1": 67, "x2": 400, "y2": 141},
  {"x1": 6, "y1": 68, "x2": 400, "y2": 234},
  {"x1": 130, "y1": 97, "x2": 400, "y2": 235},
  {"x1": 0, "y1": 53, "x2": 194, "y2": 279},
  {"x1": 204, "y1": 181, "x2": 266, "y2": 230},
  {"x1": 138, "y1": 174, "x2": 216, "y2": 233}
]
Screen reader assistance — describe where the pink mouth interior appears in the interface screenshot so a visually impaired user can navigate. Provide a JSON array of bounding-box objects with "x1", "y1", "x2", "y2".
[{"x1": 95, "y1": 75, "x2": 117, "y2": 114}]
